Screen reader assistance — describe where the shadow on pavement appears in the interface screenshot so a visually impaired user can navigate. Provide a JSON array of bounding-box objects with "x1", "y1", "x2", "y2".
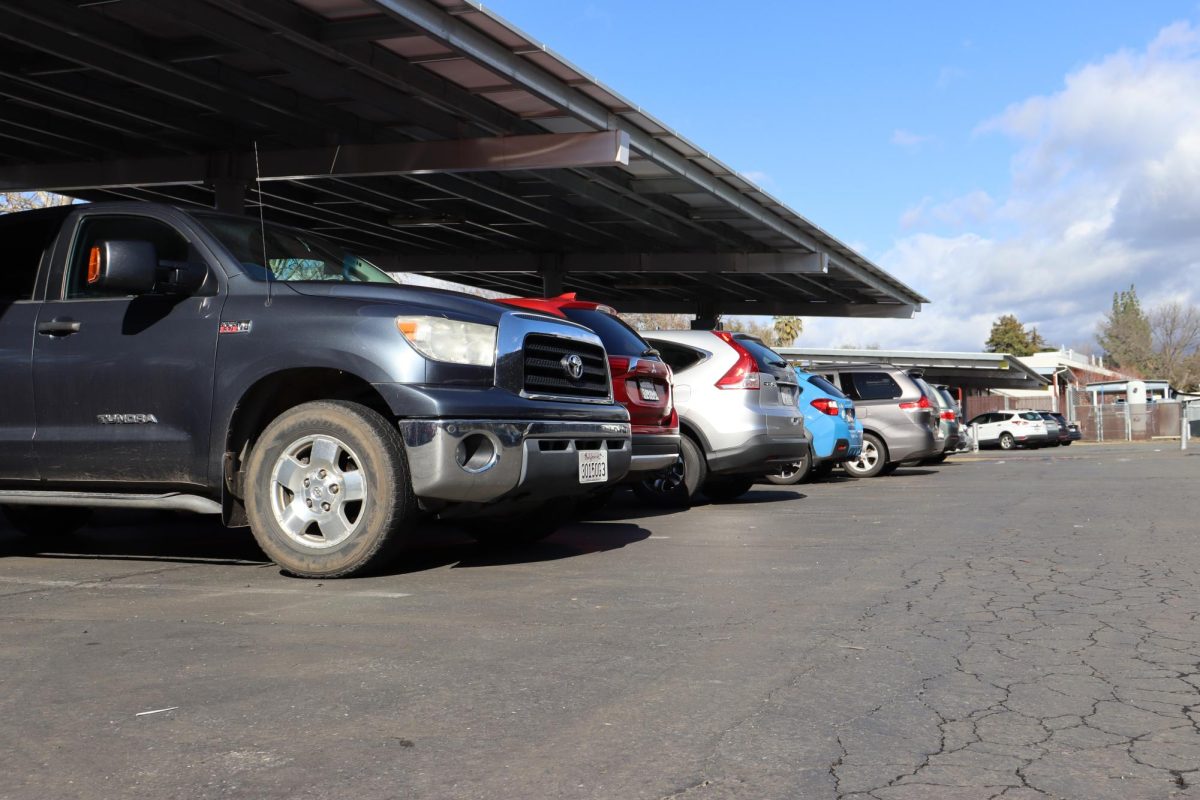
[{"x1": 0, "y1": 508, "x2": 653, "y2": 577}]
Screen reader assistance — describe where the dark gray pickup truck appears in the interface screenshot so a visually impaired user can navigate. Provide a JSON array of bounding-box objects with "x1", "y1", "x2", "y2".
[{"x1": 0, "y1": 202, "x2": 631, "y2": 577}]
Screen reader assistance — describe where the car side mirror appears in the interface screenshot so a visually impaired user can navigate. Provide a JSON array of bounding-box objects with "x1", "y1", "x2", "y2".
[
  {"x1": 86, "y1": 240, "x2": 158, "y2": 294},
  {"x1": 156, "y1": 259, "x2": 208, "y2": 295}
]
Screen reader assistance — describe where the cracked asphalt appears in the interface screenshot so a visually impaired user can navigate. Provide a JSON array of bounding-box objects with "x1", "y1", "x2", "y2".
[{"x1": 2, "y1": 443, "x2": 1198, "y2": 799}]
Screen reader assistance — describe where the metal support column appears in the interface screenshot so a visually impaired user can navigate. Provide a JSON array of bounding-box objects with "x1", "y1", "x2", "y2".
[
  {"x1": 540, "y1": 254, "x2": 563, "y2": 297},
  {"x1": 210, "y1": 179, "x2": 248, "y2": 215},
  {"x1": 691, "y1": 297, "x2": 718, "y2": 331}
]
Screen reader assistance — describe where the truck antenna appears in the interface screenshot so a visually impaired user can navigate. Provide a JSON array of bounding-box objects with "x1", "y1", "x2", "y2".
[{"x1": 253, "y1": 140, "x2": 272, "y2": 307}]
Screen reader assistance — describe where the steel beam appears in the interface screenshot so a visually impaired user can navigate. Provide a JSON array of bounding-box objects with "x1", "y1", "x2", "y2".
[
  {"x1": 608, "y1": 300, "x2": 918, "y2": 318},
  {"x1": 375, "y1": 251, "x2": 828, "y2": 274},
  {"x1": 0, "y1": 132, "x2": 630, "y2": 192}
]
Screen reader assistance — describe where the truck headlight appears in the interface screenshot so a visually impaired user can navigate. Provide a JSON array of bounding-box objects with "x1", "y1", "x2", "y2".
[{"x1": 395, "y1": 316, "x2": 497, "y2": 367}]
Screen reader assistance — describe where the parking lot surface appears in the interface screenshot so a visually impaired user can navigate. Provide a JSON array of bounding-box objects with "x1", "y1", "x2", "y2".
[{"x1": 2, "y1": 443, "x2": 1199, "y2": 800}]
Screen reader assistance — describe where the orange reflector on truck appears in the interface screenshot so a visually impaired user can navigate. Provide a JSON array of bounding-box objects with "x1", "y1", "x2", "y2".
[{"x1": 87, "y1": 246, "x2": 101, "y2": 284}]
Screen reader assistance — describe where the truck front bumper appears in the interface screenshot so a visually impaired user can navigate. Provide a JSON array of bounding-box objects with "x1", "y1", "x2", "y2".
[{"x1": 398, "y1": 419, "x2": 632, "y2": 504}]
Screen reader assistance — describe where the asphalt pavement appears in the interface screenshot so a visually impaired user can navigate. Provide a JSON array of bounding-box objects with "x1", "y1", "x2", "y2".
[{"x1": 2, "y1": 443, "x2": 1199, "y2": 800}]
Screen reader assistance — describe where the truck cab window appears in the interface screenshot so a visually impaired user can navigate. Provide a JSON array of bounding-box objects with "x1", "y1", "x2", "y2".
[
  {"x1": 65, "y1": 216, "x2": 191, "y2": 299},
  {"x1": 0, "y1": 207, "x2": 69, "y2": 301}
]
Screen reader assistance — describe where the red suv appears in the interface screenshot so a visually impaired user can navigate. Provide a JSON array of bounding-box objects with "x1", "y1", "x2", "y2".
[{"x1": 496, "y1": 294, "x2": 680, "y2": 476}]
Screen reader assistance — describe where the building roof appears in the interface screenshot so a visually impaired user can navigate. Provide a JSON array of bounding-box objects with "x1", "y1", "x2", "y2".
[
  {"x1": 777, "y1": 347, "x2": 1049, "y2": 390},
  {"x1": 0, "y1": 0, "x2": 926, "y2": 319}
]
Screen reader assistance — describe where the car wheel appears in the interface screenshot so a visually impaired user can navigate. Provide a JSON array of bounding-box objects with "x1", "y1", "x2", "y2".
[
  {"x1": 245, "y1": 400, "x2": 414, "y2": 578},
  {"x1": 843, "y1": 433, "x2": 888, "y2": 478},
  {"x1": 703, "y1": 476, "x2": 756, "y2": 502},
  {"x1": 0, "y1": 506, "x2": 92, "y2": 537},
  {"x1": 1062, "y1": 441, "x2": 1072, "y2": 446},
  {"x1": 920, "y1": 454, "x2": 949, "y2": 465},
  {"x1": 764, "y1": 449, "x2": 812, "y2": 485},
  {"x1": 879, "y1": 462, "x2": 900, "y2": 475},
  {"x1": 633, "y1": 434, "x2": 706, "y2": 508},
  {"x1": 998, "y1": 432, "x2": 1016, "y2": 450}
]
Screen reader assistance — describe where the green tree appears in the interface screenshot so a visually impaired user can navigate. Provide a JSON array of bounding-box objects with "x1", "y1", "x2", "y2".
[
  {"x1": 985, "y1": 314, "x2": 1036, "y2": 356},
  {"x1": 1027, "y1": 326, "x2": 1055, "y2": 352},
  {"x1": 1096, "y1": 285, "x2": 1153, "y2": 374},
  {"x1": 772, "y1": 316, "x2": 803, "y2": 348}
]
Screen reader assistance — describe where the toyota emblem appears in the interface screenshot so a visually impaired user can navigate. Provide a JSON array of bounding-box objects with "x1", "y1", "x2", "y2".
[{"x1": 561, "y1": 353, "x2": 585, "y2": 380}]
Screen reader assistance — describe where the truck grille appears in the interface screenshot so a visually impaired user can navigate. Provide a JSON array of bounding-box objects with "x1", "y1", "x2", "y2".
[{"x1": 522, "y1": 335, "x2": 610, "y2": 401}]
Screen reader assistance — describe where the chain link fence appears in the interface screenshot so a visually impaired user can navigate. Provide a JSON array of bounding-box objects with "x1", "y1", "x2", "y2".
[{"x1": 1069, "y1": 402, "x2": 1182, "y2": 442}]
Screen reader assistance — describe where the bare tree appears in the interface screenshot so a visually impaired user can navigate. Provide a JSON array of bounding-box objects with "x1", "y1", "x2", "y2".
[
  {"x1": 1, "y1": 192, "x2": 72, "y2": 214},
  {"x1": 1150, "y1": 301, "x2": 1200, "y2": 391},
  {"x1": 619, "y1": 312, "x2": 693, "y2": 332}
]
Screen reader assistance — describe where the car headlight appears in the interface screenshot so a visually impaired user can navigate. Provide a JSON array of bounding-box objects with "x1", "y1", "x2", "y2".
[{"x1": 395, "y1": 315, "x2": 497, "y2": 367}]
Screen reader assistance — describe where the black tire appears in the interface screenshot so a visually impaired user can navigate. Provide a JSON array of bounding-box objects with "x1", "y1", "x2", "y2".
[
  {"x1": 703, "y1": 475, "x2": 756, "y2": 503},
  {"x1": 998, "y1": 432, "x2": 1016, "y2": 450},
  {"x1": 632, "y1": 434, "x2": 706, "y2": 508},
  {"x1": 811, "y1": 462, "x2": 836, "y2": 479},
  {"x1": 1062, "y1": 441, "x2": 1072, "y2": 446},
  {"x1": 764, "y1": 448, "x2": 812, "y2": 485},
  {"x1": 0, "y1": 506, "x2": 92, "y2": 537},
  {"x1": 844, "y1": 433, "x2": 888, "y2": 478},
  {"x1": 880, "y1": 462, "x2": 901, "y2": 475},
  {"x1": 244, "y1": 400, "x2": 414, "y2": 578},
  {"x1": 463, "y1": 499, "x2": 575, "y2": 546},
  {"x1": 920, "y1": 453, "x2": 949, "y2": 465}
]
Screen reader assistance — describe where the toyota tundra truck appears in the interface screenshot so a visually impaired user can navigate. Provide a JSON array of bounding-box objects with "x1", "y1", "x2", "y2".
[{"x1": 0, "y1": 202, "x2": 632, "y2": 577}]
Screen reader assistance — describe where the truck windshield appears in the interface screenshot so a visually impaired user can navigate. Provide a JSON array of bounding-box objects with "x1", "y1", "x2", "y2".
[{"x1": 198, "y1": 215, "x2": 396, "y2": 284}]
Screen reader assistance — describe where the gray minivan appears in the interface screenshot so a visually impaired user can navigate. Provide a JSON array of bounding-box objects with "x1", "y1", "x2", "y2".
[{"x1": 813, "y1": 364, "x2": 940, "y2": 477}]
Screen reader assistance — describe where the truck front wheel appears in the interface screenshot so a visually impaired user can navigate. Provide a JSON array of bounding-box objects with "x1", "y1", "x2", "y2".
[{"x1": 245, "y1": 401, "x2": 414, "y2": 578}]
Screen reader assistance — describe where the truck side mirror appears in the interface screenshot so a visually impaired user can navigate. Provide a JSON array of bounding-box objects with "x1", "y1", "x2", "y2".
[{"x1": 87, "y1": 240, "x2": 158, "y2": 294}]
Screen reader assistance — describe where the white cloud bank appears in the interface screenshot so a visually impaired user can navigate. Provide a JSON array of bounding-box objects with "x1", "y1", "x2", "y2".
[{"x1": 806, "y1": 21, "x2": 1200, "y2": 352}]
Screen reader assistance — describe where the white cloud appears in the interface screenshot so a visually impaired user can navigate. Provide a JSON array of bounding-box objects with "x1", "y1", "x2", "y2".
[
  {"x1": 900, "y1": 190, "x2": 995, "y2": 229},
  {"x1": 817, "y1": 21, "x2": 1200, "y2": 352},
  {"x1": 891, "y1": 129, "x2": 934, "y2": 149},
  {"x1": 936, "y1": 66, "x2": 967, "y2": 90}
]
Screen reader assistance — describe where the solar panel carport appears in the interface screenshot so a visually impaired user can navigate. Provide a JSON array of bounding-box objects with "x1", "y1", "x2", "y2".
[
  {"x1": 0, "y1": 0, "x2": 928, "y2": 325},
  {"x1": 778, "y1": 348, "x2": 1050, "y2": 391}
]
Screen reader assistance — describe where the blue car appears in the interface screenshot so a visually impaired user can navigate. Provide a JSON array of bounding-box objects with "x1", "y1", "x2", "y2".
[{"x1": 766, "y1": 368, "x2": 863, "y2": 484}]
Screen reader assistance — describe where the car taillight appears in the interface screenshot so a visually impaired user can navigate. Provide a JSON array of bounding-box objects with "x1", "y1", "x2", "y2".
[
  {"x1": 899, "y1": 396, "x2": 931, "y2": 411},
  {"x1": 1013, "y1": 420, "x2": 1026, "y2": 426},
  {"x1": 712, "y1": 331, "x2": 760, "y2": 390},
  {"x1": 608, "y1": 356, "x2": 630, "y2": 375},
  {"x1": 811, "y1": 397, "x2": 840, "y2": 416},
  {"x1": 940, "y1": 411, "x2": 955, "y2": 420}
]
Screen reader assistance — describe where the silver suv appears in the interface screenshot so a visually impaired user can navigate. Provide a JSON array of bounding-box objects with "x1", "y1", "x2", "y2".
[
  {"x1": 637, "y1": 330, "x2": 809, "y2": 504},
  {"x1": 811, "y1": 364, "x2": 940, "y2": 477}
]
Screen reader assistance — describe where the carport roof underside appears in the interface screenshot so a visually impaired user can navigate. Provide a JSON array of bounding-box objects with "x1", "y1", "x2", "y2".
[
  {"x1": 777, "y1": 348, "x2": 1050, "y2": 390},
  {"x1": 0, "y1": 0, "x2": 927, "y2": 318}
]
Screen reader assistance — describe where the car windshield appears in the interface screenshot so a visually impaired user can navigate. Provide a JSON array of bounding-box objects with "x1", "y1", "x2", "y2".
[
  {"x1": 733, "y1": 335, "x2": 790, "y2": 370},
  {"x1": 198, "y1": 215, "x2": 397, "y2": 284},
  {"x1": 561, "y1": 308, "x2": 657, "y2": 358},
  {"x1": 1020, "y1": 412, "x2": 1043, "y2": 421},
  {"x1": 804, "y1": 372, "x2": 847, "y2": 399}
]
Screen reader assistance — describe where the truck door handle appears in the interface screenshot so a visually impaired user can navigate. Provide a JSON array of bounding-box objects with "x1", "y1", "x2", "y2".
[{"x1": 37, "y1": 318, "x2": 82, "y2": 336}]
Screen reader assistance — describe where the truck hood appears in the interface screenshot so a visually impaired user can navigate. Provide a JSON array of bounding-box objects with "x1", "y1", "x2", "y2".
[{"x1": 286, "y1": 281, "x2": 508, "y2": 324}]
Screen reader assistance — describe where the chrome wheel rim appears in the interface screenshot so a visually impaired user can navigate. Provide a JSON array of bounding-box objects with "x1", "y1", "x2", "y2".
[
  {"x1": 847, "y1": 440, "x2": 879, "y2": 475},
  {"x1": 270, "y1": 434, "x2": 367, "y2": 549},
  {"x1": 1000, "y1": 434, "x2": 1014, "y2": 450}
]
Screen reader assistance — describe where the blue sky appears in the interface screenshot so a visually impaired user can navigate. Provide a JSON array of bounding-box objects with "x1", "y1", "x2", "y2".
[{"x1": 485, "y1": 1, "x2": 1200, "y2": 351}]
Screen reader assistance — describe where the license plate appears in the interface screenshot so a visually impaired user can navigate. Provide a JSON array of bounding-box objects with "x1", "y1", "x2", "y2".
[
  {"x1": 638, "y1": 379, "x2": 659, "y2": 401},
  {"x1": 780, "y1": 386, "x2": 796, "y2": 405},
  {"x1": 578, "y1": 449, "x2": 607, "y2": 484}
]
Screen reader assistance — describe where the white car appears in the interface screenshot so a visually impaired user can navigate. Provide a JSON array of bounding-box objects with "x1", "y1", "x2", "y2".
[{"x1": 966, "y1": 410, "x2": 1049, "y2": 450}]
